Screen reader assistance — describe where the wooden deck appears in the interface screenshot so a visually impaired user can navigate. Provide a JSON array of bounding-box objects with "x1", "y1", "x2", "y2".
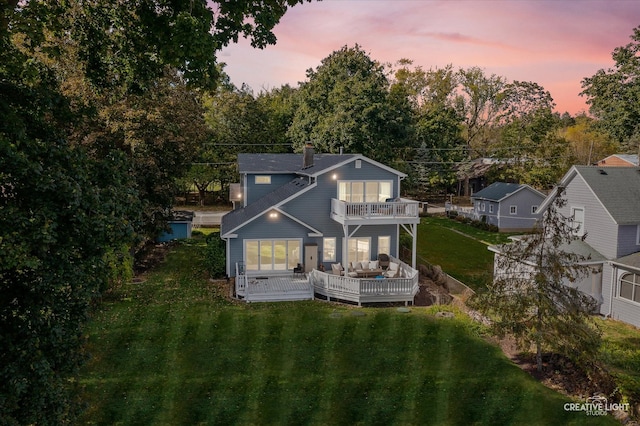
[{"x1": 236, "y1": 275, "x2": 314, "y2": 302}]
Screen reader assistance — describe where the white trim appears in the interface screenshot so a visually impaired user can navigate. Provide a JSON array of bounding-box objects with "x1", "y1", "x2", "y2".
[
  {"x1": 509, "y1": 205, "x2": 517, "y2": 215},
  {"x1": 243, "y1": 238, "x2": 303, "y2": 272},
  {"x1": 273, "y1": 207, "x2": 323, "y2": 235},
  {"x1": 221, "y1": 181, "x2": 317, "y2": 237},
  {"x1": 323, "y1": 237, "x2": 337, "y2": 262},
  {"x1": 570, "y1": 206, "x2": 585, "y2": 237},
  {"x1": 308, "y1": 154, "x2": 407, "y2": 179},
  {"x1": 336, "y1": 179, "x2": 394, "y2": 202},
  {"x1": 617, "y1": 271, "x2": 640, "y2": 306}
]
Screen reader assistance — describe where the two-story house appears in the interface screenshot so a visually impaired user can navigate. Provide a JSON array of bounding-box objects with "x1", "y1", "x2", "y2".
[
  {"x1": 494, "y1": 166, "x2": 640, "y2": 328},
  {"x1": 220, "y1": 146, "x2": 420, "y2": 304}
]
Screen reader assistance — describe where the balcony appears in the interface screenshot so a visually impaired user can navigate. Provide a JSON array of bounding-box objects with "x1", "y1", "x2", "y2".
[{"x1": 331, "y1": 198, "x2": 420, "y2": 225}]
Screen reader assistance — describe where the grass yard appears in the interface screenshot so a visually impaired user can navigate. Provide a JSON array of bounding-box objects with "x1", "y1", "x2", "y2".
[
  {"x1": 597, "y1": 318, "x2": 640, "y2": 406},
  {"x1": 78, "y1": 237, "x2": 616, "y2": 425},
  {"x1": 416, "y1": 216, "x2": 511, "y2": 291}
]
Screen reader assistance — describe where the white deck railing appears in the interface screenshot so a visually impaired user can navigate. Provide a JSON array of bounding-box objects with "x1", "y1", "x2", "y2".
[
  {"x1": 310, "y1": 255, "x2": 419, "y2": 306},
  {"x1": 444, "y1": 202, "x2": 479, "y2": 220},
  {"x1": 331, "y1": 199, "x2": 419, "y2": 220}
]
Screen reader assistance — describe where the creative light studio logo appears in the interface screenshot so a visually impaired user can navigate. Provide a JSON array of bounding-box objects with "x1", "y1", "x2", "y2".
[{"x1": 564, "y1": 395, "x2": 630, "y2": 416}]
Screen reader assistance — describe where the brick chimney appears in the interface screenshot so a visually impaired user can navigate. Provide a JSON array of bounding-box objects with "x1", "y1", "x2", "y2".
[{"x1": 303, "y1": 143, "x2": 314, "y2": 169}]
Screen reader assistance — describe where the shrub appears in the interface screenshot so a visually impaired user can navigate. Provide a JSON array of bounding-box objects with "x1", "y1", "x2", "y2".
[{"x1": 205, "y1": 232, "x2": 226, "y2": 278}]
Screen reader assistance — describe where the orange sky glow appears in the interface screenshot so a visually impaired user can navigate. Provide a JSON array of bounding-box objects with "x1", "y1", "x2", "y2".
[{"x1": 220, "y1": 0, "x2": 640, "y2": 116}]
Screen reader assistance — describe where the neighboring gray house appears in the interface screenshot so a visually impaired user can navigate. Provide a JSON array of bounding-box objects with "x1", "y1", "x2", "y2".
[
  {"x1": 470, "y1": 182, "x2": 545, "y2": 232},
  {"x1": 493, "y1": 166, "x2": 640, "y2": 328},
  {"x1": 220, "y1": 146, "x2": 421, "y2": 304},
  {"x1": 446, "y1": 182, "x2": 545, "y2": 232}
]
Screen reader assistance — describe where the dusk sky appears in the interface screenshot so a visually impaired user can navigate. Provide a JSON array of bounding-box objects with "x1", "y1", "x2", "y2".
[{"x1": 220, "y1": 0, "x2": 640, "y2": 115}]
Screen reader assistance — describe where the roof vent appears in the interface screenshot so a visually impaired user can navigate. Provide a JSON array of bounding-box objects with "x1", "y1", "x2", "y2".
[{"x1": 598, "y1": 169, "x2": 607, "y2": 175}]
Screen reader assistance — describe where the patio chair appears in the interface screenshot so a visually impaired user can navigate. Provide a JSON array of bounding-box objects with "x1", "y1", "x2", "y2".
[
  {"x1": 293, "y1": 263, "x2": 304, "y2": 278},
  {"x1": 378, "y1": 253, "x2": 390, "y2": 270}
]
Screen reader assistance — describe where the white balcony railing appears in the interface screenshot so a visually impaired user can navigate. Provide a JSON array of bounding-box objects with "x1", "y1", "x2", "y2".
[{"x1": 331, "y1": 199, "x2": 419, "y2": 221}]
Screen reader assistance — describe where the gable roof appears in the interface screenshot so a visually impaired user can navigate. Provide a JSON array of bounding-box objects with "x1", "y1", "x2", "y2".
[
  {"x1": 597, "y1": 154, "x2": 639, "y2": 166},
  {"x1": 471, "y1": 182, "x2": 544, "y2": 202},
  {"x1": 540, "y1": 166, "x2": 640, "y2": 225},
  {"x1": 221, "y1": 177, "x2": 312, "y2": 236},
  {"x1": 237, "y1": 153, "x2": 406, "y2": 178}
]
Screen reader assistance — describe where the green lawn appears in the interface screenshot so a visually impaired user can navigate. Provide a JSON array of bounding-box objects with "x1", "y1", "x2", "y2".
[
  {"x1": 416, "y1": 216, "x2": 512, "y2": 291},
  {"x1": 78, "y1": 238, "x2": 615, "y2": 425}
]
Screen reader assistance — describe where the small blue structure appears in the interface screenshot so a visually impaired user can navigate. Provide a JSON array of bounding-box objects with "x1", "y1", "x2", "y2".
[{"x1": 157, "y1": 211, "x2": 194, "y2": 242}]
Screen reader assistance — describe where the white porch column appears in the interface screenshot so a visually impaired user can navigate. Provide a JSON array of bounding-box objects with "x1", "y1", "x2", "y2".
[{"x1": 401, "y1": 223, "x2": 418, "y2": 269}]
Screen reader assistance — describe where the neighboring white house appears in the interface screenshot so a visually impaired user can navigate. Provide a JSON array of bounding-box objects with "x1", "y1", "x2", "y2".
[{"x1": 491, "y1": 166, "x2": 640, "y2": 328}]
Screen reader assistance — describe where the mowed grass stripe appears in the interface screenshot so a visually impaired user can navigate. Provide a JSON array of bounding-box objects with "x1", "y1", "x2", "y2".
[{"x1": 79, "y1": 239, "x2": 617, "y2": 425}]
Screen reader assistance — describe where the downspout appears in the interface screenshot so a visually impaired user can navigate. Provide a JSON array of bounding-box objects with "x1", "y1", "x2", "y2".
[{"x1": 606, "y1": 263, "x2": 616, "y2": 318}]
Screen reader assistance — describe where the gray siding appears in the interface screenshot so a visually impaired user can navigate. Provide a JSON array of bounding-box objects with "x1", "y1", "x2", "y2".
[
  {"x1": 617, "y1": 224, "x2": 640, "y2": 258},
  {"x1": 245, "y1": 173, "x2": 297, "y2": 204},
  {"x1": 602, "y1": 263, "x2": 640, "y2": 328},
  {"x1": 561, "y1": 174, "x2": 619, "y2": 259},
  {"x1": 497, "y1": 189, "x2": 543, "y2": 231},
  {"x1": 226, "y1": 158, "x2": 405, "y2": 276}
]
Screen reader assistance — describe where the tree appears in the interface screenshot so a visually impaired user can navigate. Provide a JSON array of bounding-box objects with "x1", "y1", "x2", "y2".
[
  {"x1": 476, "y1": 190, "x2": 601, "y2": 372},
  {"x1": 389, "y1": 61, "x2": 464, "y2": 194},
  {"x1": 581, "y1": 26, "x2": 640, "y2": 150},
  {"x1": 288, "y1": 45, "x2": 412, "y2": 162},
  {"x1": 559, "y1": 114, "x2": 618, "y2": 165},
  {"x1": 0, "y1": 58, "x2": 141, "y2": 424},
  {"x1": 1, "y1": 0, "x2": 312, "y2": 422},
  {"x1": 455, "y1": 67, "x2": 507, "y2": 158}
]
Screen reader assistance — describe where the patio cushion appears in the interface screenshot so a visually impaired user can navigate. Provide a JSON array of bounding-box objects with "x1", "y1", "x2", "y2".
[
  {"x1": 331, "y1": 263, "x2": 343, "y2": 275},
  {"x1": 359, "y1": 261, "x2": 369, "y2": 270},
  {"x1": 369, "y1": 260, "x2": 379, "y2": 270},
  {"x1": 384, "y1": 262, "x2": 400, "y2": 278}
]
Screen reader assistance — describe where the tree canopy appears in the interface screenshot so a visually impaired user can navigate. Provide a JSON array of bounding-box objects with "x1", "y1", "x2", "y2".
[
  {"x1": 581, "y1": 26, "x2": 640, "y2": 150},
  {"x1": 288, "y1": 45, "x2": 413, "y2": 162}
]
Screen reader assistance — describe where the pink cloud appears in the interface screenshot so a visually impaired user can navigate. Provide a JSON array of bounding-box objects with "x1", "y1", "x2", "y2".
[{"x1": 220, "y1": 0, "x2": 640, "y2": 114}]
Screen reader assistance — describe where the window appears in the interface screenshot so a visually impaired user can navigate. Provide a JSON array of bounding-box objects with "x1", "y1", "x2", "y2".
[
  {"x1": 245, "y1": 239, "x2": 300, "y2": 271},
  {"x1": 489, "y1": 205, "x2": 494, "y2": 214},
  {"x1": 338, "y1": 181, "x2": 392, "y2": 203},
  {"x1": 255, "y1": 175, "x2": 271, "y2": 184},
  {"x1": 510, "y1": 205, "x2": 517, "y2": 215},
  {"x1": 323, "y1": 237, "x2": 336, "y2": 262},
  {"x1": 532, "y1": 205, "x2": 538, "y2": 214},
  {"x1": 481, "y1": 202, "x2": 485, "y2": 212},
  {"x1": 378, "y1": 236, "x2": 390, "y2": 255},
  {"x1": 571, "y1": 207, "x2": 585, "y2": 237},
  {"x1": 348, "y1": 237, "x2": 371, "y2": 263},
  {"x1": 619, "y1": 273, "x2": 640, "y2": 303},
  {"x1": 355, "y1": 159, "x2": 362, "y2": 169}
]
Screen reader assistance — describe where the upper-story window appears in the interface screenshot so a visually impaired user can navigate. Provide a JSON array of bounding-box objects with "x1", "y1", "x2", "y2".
[
  {"x1": 489, "y1": 205, "x2": 494, "y2": 213},
  {"x1": 338, "y1": 181, "x2": 392, "y2": 202},
  {"x1": 532, "y1": 205, "x2": 538, "y2": 214},
  {"x1": 510, "y1": 205, "x2": 517, "y2": 215},
  {"x1": 255, "y1": 175, "x2": 271, "y2": 184},
  {"x1": 571, "y1": 207, "x2": 585, "y2": 237}
]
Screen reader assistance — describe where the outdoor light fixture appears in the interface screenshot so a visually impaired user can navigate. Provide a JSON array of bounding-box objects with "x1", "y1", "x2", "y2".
[
  {"x1": 332, "y1": 173, "x2": 338, "y2": 180},
  {"x1": 269, "y1": 211, "x2": 278, "y2": 219}
]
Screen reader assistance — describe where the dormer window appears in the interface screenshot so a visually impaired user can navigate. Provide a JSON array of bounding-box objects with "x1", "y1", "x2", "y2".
[{"x1": 255, "y1": 175, "x2": 271, "y2": 184}]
